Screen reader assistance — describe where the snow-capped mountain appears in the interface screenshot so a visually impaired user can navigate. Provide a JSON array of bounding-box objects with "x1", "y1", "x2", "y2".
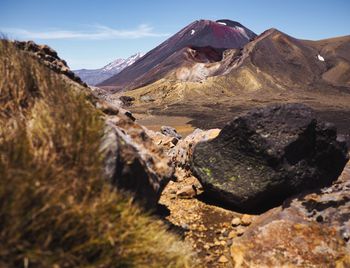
[{"x1": 74, "y1": 52, "x2": 143, "y2": 86}]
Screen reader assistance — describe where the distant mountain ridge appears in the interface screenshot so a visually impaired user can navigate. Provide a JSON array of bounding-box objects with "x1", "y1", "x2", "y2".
[{"x1": 74, "y1": 52, "x2": 143, "y2": 86}]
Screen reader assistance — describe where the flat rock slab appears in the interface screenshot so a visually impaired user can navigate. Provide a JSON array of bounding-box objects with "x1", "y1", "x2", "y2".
[{"x1": 191, "y1": 103, "x2": 348, "y2": 211}]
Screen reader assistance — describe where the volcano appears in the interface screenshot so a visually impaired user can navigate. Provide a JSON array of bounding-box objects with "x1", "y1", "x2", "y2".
[{"x1": 98, "y1": 19, "x2": 256, "y2": 91}]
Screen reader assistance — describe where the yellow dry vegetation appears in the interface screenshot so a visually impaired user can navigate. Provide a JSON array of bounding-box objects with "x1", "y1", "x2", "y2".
[
  {"x1": 235, "y1": 68, "x2": 261, "y2": 91},
  {"x1": 0, "y1": 40, "x2": 196, "y2": 268}
]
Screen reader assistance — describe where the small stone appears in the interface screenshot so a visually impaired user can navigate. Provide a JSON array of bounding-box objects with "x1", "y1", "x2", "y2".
[
  {"x1": 205, "y1": 255, "x2": 213, "y2": 261},
  {"x1": 181, "y1": 223, "x2": 189, "y2": 230},
  {"x1": 96, "y1": 101, "x2": 119, "y2": 115},
  {"x1": 203, "y1": 244, "x2": 210, "y2": 250},
  {"x1": 241, "y1": 214, "x2": 252, "y2": 226},
  {"x1": 228, "y1": 230, "x2": 236, "y2": 239},
  {"x1": 61, "y1": 66, "x2": 69, "y2": 73},
  {"x1": 176, "y1": 185, "x2": 197, "y2": 199},
  {"x1": 226, "y1": 239, "x2": 233, "y2": 247},
  {"x1": 316, "y1": 215, "x2": 323, "y2": 222},
  {"x1": 222, "y1": 230, "x2": 229, "y2": 237},
  {"x1": 231, "y1": 217, "x2": 241, "y2": 226},
  {"x1": 199, "y1": 225, "x2": 207, "y2": 231},
  {"x1": 236, "y1": 227, "x2": 245, "y2": 236},
  {"x1": 220, "y1": 240, "x2": 226, "y2": 246},
  {"x1": 342, "y1": 231, "x2": 349, "y2": 242},
  {"x1": 218, "y1": 255, "x2": 229, "y2": 263},
  {"x1": 161, "y1": 125, "x2": 182, "y2": 140}
]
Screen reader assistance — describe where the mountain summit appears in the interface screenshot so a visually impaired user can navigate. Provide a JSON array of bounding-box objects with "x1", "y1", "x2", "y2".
[{"x1": 98, "y1": 19, "x2": 257, "y2": 91}]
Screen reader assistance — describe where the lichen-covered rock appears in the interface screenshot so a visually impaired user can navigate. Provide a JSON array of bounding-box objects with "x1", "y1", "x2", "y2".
[
  {"x1": 191, "y1": 103, "x2": 348, "y2": 211},
  {"x1": 229, "y1": 161, "x2": 350, "y2": 267}
]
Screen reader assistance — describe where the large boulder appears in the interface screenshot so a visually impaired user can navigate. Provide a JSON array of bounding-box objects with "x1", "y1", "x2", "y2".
[{"x1": 191, "y1": 103, "x2": 348, "y2": 211}]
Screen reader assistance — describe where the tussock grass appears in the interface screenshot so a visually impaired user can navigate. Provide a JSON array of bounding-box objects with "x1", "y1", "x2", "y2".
[{"x1": 0, "y1": 40, "x2": 195, "y2": 267}]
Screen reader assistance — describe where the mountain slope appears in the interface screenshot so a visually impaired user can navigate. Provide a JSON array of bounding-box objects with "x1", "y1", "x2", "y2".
[
  {"x1": 74, "y1": 52, "x2": 143, "y2": 86},
  {"x1": 115, "y1": 28, "x2": 350, "y2": 143},
  {"x1": 98, "y1": 19, "x2": 256, "y2": 91},
  {"x1": 301, "y1": 35, "x2": 350, "y2": 87},
  {"x1": 117, "y1": 29, "x2": 350, "y2": 104}
]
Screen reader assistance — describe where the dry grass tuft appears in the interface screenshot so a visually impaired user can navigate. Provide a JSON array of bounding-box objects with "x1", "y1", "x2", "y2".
[{"x1": 0, "y1": 40, "x2": 195, "y2": 267}]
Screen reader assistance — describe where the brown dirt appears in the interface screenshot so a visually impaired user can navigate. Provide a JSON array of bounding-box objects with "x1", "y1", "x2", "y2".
[
  {"x1": 134, "y1": 113, "x2": 195, "y2": 137},
  {"x1": 128, "y1": 86, "x2": 350, "y2": 146},
  {"x1": 159, "y1": 168, "x2": 256, "y2": 267}
]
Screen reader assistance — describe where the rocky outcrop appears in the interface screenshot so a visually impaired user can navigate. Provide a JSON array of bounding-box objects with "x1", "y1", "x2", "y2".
[
  {"x1": 169, "y1": 128, "x2": 220, "y2": 169},
  {"x1": 146, "y1": 127, "x2": 220, "y2": 168},
  {"x1": 100, "y1": 111, "x2": 175, "y2": 209},
  {"x1": 14, "y1": 40, "x2": 86, "y2": 86},
  {"x1": 146, "y1": 130, "x2": 180, "y2": 150},
  {"x1": 191, "y1": 103, "x2": 348, "y2": 211},
  {"x1": 119, "y1": 95, "x2": 135, "y2": 106},
  {"x1": 229, "y1": 161, "x2": 350, "y2": 267},
  {"x1": 161, "y1": 126, "x2": 183, "y2": 140}
]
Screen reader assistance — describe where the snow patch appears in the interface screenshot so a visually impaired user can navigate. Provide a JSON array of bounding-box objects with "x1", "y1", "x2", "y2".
[
  {"x1": 191, "y1": 29, "x2": 195, "y2": 35},
  {"x1": 235, "y1": 26, "x2": 249, "y2": 40},
  {"x1": 102, "y1": 52, "x2": 143, "y2": 72},
  {"x1": 317, "y1": 54, "x2": 325, "y2": 62},
  {"x1": 217, "y1": 22, "x2": 227, "y2": 25},
  {"x1": 103, "y1": 59, "x2": 124, "y2": 71}
]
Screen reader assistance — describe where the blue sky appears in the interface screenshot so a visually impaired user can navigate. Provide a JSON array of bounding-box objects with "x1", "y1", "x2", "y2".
[{"x1": 1, "y1": 0, "x2": 349, "y2": 69}]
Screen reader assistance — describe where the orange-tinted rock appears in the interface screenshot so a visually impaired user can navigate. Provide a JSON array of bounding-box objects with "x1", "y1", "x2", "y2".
[{"x1": 229, "y1": 161, "x2": 350, "y2": 267}]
